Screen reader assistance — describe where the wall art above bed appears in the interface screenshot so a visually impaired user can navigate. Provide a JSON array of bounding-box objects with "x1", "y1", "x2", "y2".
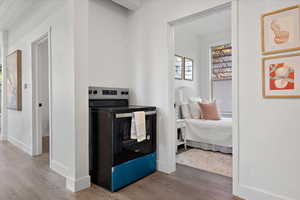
[
  {"x1": 261, "y1": 5, "x2": 300, "y2": 55},
  {"x1": 262, "y1": 53, "x2": 300, "y2": 98}
]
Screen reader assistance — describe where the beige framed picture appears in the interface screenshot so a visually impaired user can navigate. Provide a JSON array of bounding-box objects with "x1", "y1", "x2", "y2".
[
  {"x1": 262, "y1": 53, "x2": 300, "y2": 98},
  {"x1": 7, "y1": 50, "x2": 22, "y2": 110},
  {"x1": 261, "y1": 5, "x2": 300, "y2": 55}
]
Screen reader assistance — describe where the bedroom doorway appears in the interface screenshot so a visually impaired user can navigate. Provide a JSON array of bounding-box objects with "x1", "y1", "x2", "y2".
[
  {"x1": 169, "y1": 1, "x2": 238, "y2": 193},
  {"x1": 32, "y1": 30, "x2": 52, "y2": 165}
]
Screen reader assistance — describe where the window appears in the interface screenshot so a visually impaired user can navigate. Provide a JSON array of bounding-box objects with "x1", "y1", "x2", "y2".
[
  {"x1": 211, "y1": 44, "x2": 232, "y2": 117},
  {"x1": 175, "y1": 55, "x2": 183, "y2": 79},
  {"x1": 184, "y1": 57, "x2": 193, "y2": 81},
  {"x1": 211, "y1": 44, "x2": 232, "y2": 81},
  {"x1": 174, "y1": 55, "x2": 194, "y2": 81}
]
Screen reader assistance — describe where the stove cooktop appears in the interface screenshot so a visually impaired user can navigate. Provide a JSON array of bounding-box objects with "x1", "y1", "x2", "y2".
[{"x1": 90, "y1": 105, "x2": 156, "y2": 113}]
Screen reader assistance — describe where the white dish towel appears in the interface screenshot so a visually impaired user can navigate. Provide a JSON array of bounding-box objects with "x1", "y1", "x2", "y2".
[{"x1": 131, "y1": 111, "x2": 146, "y2": 142}]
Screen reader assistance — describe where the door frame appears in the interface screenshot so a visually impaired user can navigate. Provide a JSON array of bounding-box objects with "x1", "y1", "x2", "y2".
[
  {"x1": 31, "y1": 27, "x2": 53, "y2": 165},
  {"x1": 167, "y1": 0, "x2": 240, "y2": 195}
]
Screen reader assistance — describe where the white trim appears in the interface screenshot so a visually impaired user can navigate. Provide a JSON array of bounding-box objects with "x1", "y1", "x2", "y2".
[
  {"x1": 1, "y1": 31, "x2": 8, "y2": 140},
  {"x1": 66, "y1": 176, "x2": 91, "y2": 193},
  {"x1": 31, "y1": 27, "x2": 53, "y2": 169},
  {"x1": 111, "y1": 0, "x2": 141, "y2": 10},
  {"x1": 51, "y1": 160, "x2": 69, "y2": 177},
  {"x1": 239, "y1": 184, "x2": 296, "y2": 200},
  {"x1": 166, "y1": 23, "x2": 177, "y2": 174},
  {"x1": 157, "y1": 159, "x2": 176, "y2": 174},
  {"x1": 231, "y1": 0, "x2": 240, "y2": 196},
  {"x1": 48, "y1": 27, "x2": 53, "y2": 168},
  {"x1": 8, "y1": 136, "x2": 32, "y2": 155},
  {"x1": 51, "y1": 159, "x2": 90, "y2": 193}
]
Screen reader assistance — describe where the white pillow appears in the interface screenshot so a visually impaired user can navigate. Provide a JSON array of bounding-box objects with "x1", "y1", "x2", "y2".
[
  {"x1": 189, "y1": 102, "x2": 202, "y2": 119},
  {"x1": 189, "y1": 97, "x2": 203, "y2": 103},
  {"x1": 202, "y1": 98, "x2": 216, "y2": 104},
  {"x1": 181, "y1": 104, "x2": 192, "y2": 119}
]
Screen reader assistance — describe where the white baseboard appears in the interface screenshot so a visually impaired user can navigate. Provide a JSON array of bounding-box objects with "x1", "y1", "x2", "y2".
[
  {"x1": 66, "y1": 175, "x2": 91, "y2": 192},
  {"x1": 8, "y1": 136, "x2": 32, "y2": 155},
  {"x1": 238, "y1": 184, "x2": 295, "y2": 200},
  {"x1": 0, "y1": 134, "x2": 7, "y2": 141},
  {"x1": 157, "y1": 159, "x2": 176, "y2": 174},
  {"x1": 51, "y1": 160, "x2": 90, "y2": 192},
  {"x1": 51, "y1": 160, "x2": 69, "y2": 178}
]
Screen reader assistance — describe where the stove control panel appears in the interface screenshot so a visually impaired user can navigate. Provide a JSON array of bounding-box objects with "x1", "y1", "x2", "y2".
[{"x1": 89, "y1": 87, "x2": 129, "y2": 100}]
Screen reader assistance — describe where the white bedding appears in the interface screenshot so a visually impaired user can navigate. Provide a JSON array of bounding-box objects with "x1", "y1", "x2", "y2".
[{"x1": 184, "y1": 118, "x2": 232, "y2": 148}]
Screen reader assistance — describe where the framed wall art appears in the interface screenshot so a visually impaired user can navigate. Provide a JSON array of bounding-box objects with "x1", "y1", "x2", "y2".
[
  {"x1": 261, "y1": 5, "x2": 300, "y2": 55},
  {"x1": 175, "y1": 55, "x2": 183, "y2": 80},
  {"x1": 7, "y1": 50, "x2": 22, "y2": 110},
  {"x1": 262, "y1": 53, "x2": 300, "y2": 98}
]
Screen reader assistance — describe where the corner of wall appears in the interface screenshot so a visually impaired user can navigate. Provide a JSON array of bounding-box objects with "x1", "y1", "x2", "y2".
[
  {"x1": 51, "y1": 159, "x2": 91, "y2": 192},
  {"x1": 157, "y1": 159, "x2": 176, "y2": 174},
  {"x1": 51, "y1": 160, "x2": 69, "y2": 177},
  {"x1": 66, "y1": 175, "x2": 91, "y2": 192}
]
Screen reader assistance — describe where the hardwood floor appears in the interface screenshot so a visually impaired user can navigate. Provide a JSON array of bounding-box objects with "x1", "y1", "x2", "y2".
[{"x1": 0, "y1": 141, "x2": 241, "y2": 200}]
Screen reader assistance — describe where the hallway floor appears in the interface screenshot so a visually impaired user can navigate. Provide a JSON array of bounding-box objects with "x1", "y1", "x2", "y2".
[{"x1": 0, "y1": 141, "x2": 238, "y2": 200}]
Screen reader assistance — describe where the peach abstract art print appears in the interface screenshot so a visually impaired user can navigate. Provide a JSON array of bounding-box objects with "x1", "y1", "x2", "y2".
[
  {"x1": 262, "y1": 5, "x2": 300, "y2": 54},
  {"x1": 270, "y1": 17, "x2": 293, "y2": 45}
]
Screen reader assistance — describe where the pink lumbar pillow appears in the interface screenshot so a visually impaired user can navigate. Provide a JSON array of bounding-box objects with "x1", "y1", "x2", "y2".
[{"x1": 199, "y1": 102, "x2": 220, "y2": 120}]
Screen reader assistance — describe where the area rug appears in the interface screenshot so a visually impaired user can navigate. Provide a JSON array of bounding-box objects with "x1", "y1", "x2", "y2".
[{"x1": 176, "y1": 148, "x2": 232, "y2": 177}]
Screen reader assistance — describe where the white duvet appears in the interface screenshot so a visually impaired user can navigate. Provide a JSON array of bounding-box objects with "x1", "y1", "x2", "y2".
[{"x1": 184, "y1": 118, "x2": 232, "y2": 148}]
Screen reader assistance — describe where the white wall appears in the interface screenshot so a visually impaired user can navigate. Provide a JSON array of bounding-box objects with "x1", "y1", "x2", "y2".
[
  {"x1": 88, "y1": 0, "x2": 130, "y2": 88},
  {"x1": 174, "y1": 32, "x2": 201, "y2": 101},
  {"x1": 129, "y1": 0, "x2": 300, "y2": 200},
  {"x1": 238, "y1": 1, "x2": 300, "y2": 199},
  {"x1": 7, "y1": 0, "x2": 78, "y2": 186}
]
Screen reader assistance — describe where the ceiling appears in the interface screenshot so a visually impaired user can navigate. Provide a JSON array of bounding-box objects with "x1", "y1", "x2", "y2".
[
  {"x1": 175, "y1": 7, "x2": 231, "y2": 38},
  {"x1": 0, "y1": 0, "x2": 59, "y2": 31}
]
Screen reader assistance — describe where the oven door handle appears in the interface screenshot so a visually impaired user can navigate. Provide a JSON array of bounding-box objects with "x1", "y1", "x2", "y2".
[{"x1": 115, "y1": 111, "x2": 156, "y2": 119}]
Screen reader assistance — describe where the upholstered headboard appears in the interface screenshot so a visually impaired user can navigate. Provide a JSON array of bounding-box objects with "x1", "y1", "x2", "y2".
[
  {"x1": 175, "y1": 87, "x2": 192, "y2": 119},
  {"x1": 175, "y1": 86, "x2": 189, "y2": 105}
]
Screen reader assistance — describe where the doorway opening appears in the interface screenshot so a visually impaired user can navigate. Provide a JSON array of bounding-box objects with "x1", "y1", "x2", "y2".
[
  {"x1": 168, "y1": 2, "x2": 238, "y2": 196},
  {"x1": 32, "y1": 32, "x2": 52, "y2": 164}
]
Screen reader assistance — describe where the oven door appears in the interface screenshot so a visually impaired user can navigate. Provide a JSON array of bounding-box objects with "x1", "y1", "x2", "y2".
[{"x1": 112, "y1": 111, "x2": 156, "y2": 166}]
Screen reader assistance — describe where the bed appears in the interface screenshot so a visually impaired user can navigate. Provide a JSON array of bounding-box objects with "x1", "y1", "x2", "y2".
[
  {"x1": 184, "y1": 118, "x2": 232, "y2": 154},
  {"x1": 175, "y1": 87, "x2": 232, "y2": 154}
]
